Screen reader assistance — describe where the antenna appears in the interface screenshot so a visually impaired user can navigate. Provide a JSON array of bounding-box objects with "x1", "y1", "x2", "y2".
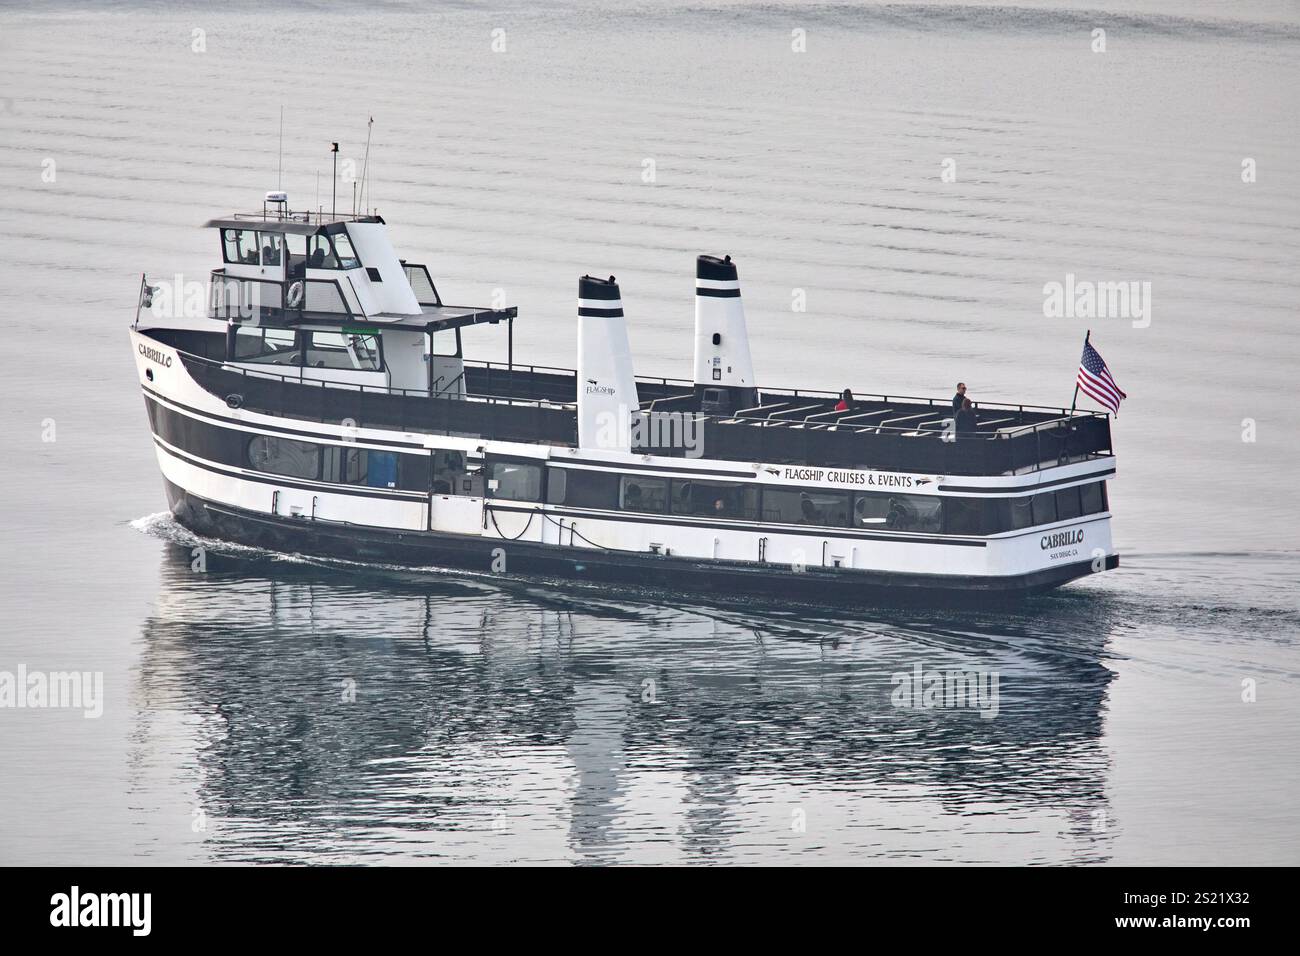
[
  {"x1": 360, "y1": 116, "x2": 374, "y2": 216},
  {"x1": 330, "y1": 142, "x2": 339, "y2": 219},
  {"x1": 277, "y1": 106, "x2": 284, "y2": 191}
]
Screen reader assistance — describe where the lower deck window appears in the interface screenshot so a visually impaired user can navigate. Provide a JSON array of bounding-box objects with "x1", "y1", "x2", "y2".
[
  {"x1": 854, "y1": 492, "x2": 941, "y2": 533},
  {"x1": 486, "y1": 460, "x2": 542, "y2": 502},
  {"x1": 621, "y1": 475, "x2": 668, "y2": 513},
  {"x1": 671, "y1": 479, "x2": 760, "y2": 521},
  {"x1": 763, "y1": 488, "x2": 850, "y2": 526},
  {"x1": 247, "y1": 436, "x2": 320, "y2": 479},
  {"x1": 1030, "y1": 492, "x2": 1058, "y2": 525},
  {"x1": 547, "y1": 468, "x2": 620, "y2": 509},
  {"x1": 942, "y1": 497, "x2": 984, "y2": 535},
  {"x1": 1080, "y1": 481, "x2": 1106, "y2": 515},
  {"x1": 432, "y1": 449, "x2": 481, "y2": 496}
]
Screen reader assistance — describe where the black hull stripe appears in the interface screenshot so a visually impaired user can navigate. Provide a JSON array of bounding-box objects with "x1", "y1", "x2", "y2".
[
  {"x1": 939, "y1": 467, "x2": 1116, "y2": 494},
  {"x1": 695, "y1": 288, "x2": 741, "y2": 298},
  {"x1": 154, "y1": 437, "x2": 428, "y2": 503},
  {"x1": 577, "y1": 307, "x2": 624, "y2": 317},
  {"x1": 142, "y1": 384, "x2": 427, "y2": 450},
  {"x1": 551, "y1": 458, "x2": 757, "y2": 479},
  {"x1": 484, "y1": 502, "x2": 988, "y2": 547}
]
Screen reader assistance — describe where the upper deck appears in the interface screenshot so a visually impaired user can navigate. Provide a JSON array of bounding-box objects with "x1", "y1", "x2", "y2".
[{"x1": 146, "y1": 327, "x2": 1111, "y2": 478}]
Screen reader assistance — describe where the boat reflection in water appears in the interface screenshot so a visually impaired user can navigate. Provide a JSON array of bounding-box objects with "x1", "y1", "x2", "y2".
[{"x1": 134, "y1": 537, "x2": 1123, "y2": 864}]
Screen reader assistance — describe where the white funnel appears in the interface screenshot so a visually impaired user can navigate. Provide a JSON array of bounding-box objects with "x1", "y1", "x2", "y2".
[
  {"x1": 577, "y1": 275, "x2": 639, "y2": 451},
  {"x1": 693, "y1": 254, "x2": 756, "y2": 412}
]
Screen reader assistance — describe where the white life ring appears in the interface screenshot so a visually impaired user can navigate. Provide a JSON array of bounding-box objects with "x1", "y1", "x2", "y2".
[{"x1": 286, "y1": 280, "x2": 305, "y2": 308}]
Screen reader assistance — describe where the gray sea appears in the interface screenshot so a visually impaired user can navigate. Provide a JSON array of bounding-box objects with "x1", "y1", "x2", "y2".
[{"x1": 1, "y1": 0, "x2": 1298, "y2": 865}]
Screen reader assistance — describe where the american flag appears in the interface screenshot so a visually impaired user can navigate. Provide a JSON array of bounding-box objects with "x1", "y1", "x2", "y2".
[{"x1": 1077, "y1": 340, "x2": 1126, "y2": 415}]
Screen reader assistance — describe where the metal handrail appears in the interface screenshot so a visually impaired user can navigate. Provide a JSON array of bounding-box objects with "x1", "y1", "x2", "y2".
[
  {"x1": 467, "y1": 358, "x2": 1106, "y2": 422},
  {"x1": 208, "y1": 269, "x2": 359, "y2": 321},
  {"x1": 177, "y1": 346, "x2": 574, "y2": 410}
]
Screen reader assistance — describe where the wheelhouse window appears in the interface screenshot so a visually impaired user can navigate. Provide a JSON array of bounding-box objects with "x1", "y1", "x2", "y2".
[
  {"x1": 286, "y1": 233, "x2": 308, "y2": 278},
  {"x1": 247, "y1": 436, "x2": 319, "y2": 479},
  {"x1": 332, "y1": 232, "x2": 360, "y2": 269},
  {"x1": 260, "y1": 233, "x2": 283, "y2": 267},
  {"x1": 233, "y1": 327, "x2": 299, "y2": 363},
  {"x1": 671, "y1": 479, "x2": 760, "y2": 521},
  {"x1": 620, "y1": 475, "x2": 668, "y2": 514},
  {"x1": 486, "y1": 460, "x2": 542, "y2": 502},
  {"x1": 303, "y1": 331, "x2": 382, "y2": 371},
  {"x1": 308, "y1": 234, "x2": 338, "y2": 269},
  {"x1": 306, "y1": 232, "x2": 361, "y2": 270},
  {"x1": 221, "y1": 228, "x2": 261, "y2": 265},
  {"x1": 762, "y1": 487, "x2": 850, "y2": 526}
]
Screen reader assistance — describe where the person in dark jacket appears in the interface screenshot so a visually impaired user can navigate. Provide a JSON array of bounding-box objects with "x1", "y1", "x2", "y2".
[
  {"x1": 952, "y1": 382, "x2": 967, "y2": 412},
  {"x1": 956, "y1": 397, "x2": 977, "y2": 437}
]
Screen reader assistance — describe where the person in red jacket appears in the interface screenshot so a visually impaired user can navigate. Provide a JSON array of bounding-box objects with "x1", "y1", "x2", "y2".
[{"x1": 834, "y1": 388, "x2": 854, "y2": 412}]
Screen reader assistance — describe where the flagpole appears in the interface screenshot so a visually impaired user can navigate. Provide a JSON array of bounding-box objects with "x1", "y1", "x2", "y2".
[
  {"x1": 1068, "y1": 328, "x2": 1090, "y2": 417},
  {"x1": 133, "y1": 272, "x2": 146, "y2": 329}
]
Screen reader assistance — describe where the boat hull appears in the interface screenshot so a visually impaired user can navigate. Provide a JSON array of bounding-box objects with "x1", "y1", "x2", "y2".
[{"x1": 162, "y1": 478, "x2": 1117, "y2": 607}]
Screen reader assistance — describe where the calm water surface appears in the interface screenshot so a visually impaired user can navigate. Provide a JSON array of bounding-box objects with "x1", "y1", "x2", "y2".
[{"x1": 0, "y1": 0, "x2": 1297, "y2": 864}]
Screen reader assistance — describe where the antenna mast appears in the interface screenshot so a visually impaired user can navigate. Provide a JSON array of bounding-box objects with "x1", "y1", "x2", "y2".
[
  {"x1": 277, "y1": 105, "x2": 284, "y2": 191},
  {"x1": 360, "y1": 116, "x2": 374, "y2": 215},
  {"x1": 330, "y1": 142, "x2": 339, "y2": 219}
]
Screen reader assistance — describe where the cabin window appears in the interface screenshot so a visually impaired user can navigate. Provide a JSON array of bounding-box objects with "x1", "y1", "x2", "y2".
[
  {"x1": 221, "y1": 229, "x2": 261, "y2": 265},
  {"x1": 247, "y1": 436, "x2": 320, "y2": 479},
  {"x1": 233, "y1": 327, "x2": 299, "y2": 363},
  {"x1": 318, "y1": 446, "x2": 425, "y2": 490},
  {"x1": 943, "y1": 496, "x2": 984, "y2": 535},
  {"x1": 671, "y1": 479, "x2": 760, "y2": 521},
  {"x1": 620, "y1": 475, "x2": 668, "y2": 514},
  {"x1": 762, "y1": 487, "x2": 850, "y2": 526},
  {"x1": 485, "y1": 460, "x2": 542, "y2": 502},
  {"x1": 432, "y1": 449, "x2": 479, "y2": 495},
  {"x1": 547, "y1": 468, "x2": 620, "y2": 509},
  {"x1": 1009, "y1": 495, "x2": 1034, "y2": 530},
  {"x1": 303, "y1": 331, "x2": 382, "y2": 371},
  {"x1": 396, "y1": 453, "x2": 431, "y2": 492},
  {"x1": 1080, "y1": 481, "x2": 1106, "y2": 515},
  {"x1": 854, "y1": 492, "x2": 940, "y2": 533},
  {"x1": 1030, "y1": 492, "x2": 1057, "y2": 525},
  {"x1": 1056, "y1": 486, "x2": 1083, "y2": 520}
]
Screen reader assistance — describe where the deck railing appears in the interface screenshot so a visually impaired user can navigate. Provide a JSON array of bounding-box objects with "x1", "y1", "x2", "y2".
[{"x1": 169, "y1": 345, "x2": 1110, "y2": 475}]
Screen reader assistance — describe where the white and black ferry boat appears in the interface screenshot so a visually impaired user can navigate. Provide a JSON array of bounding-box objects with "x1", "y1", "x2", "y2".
[{"x1": 130, "y1": 194, "x2": 1118, "y2": 604}]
